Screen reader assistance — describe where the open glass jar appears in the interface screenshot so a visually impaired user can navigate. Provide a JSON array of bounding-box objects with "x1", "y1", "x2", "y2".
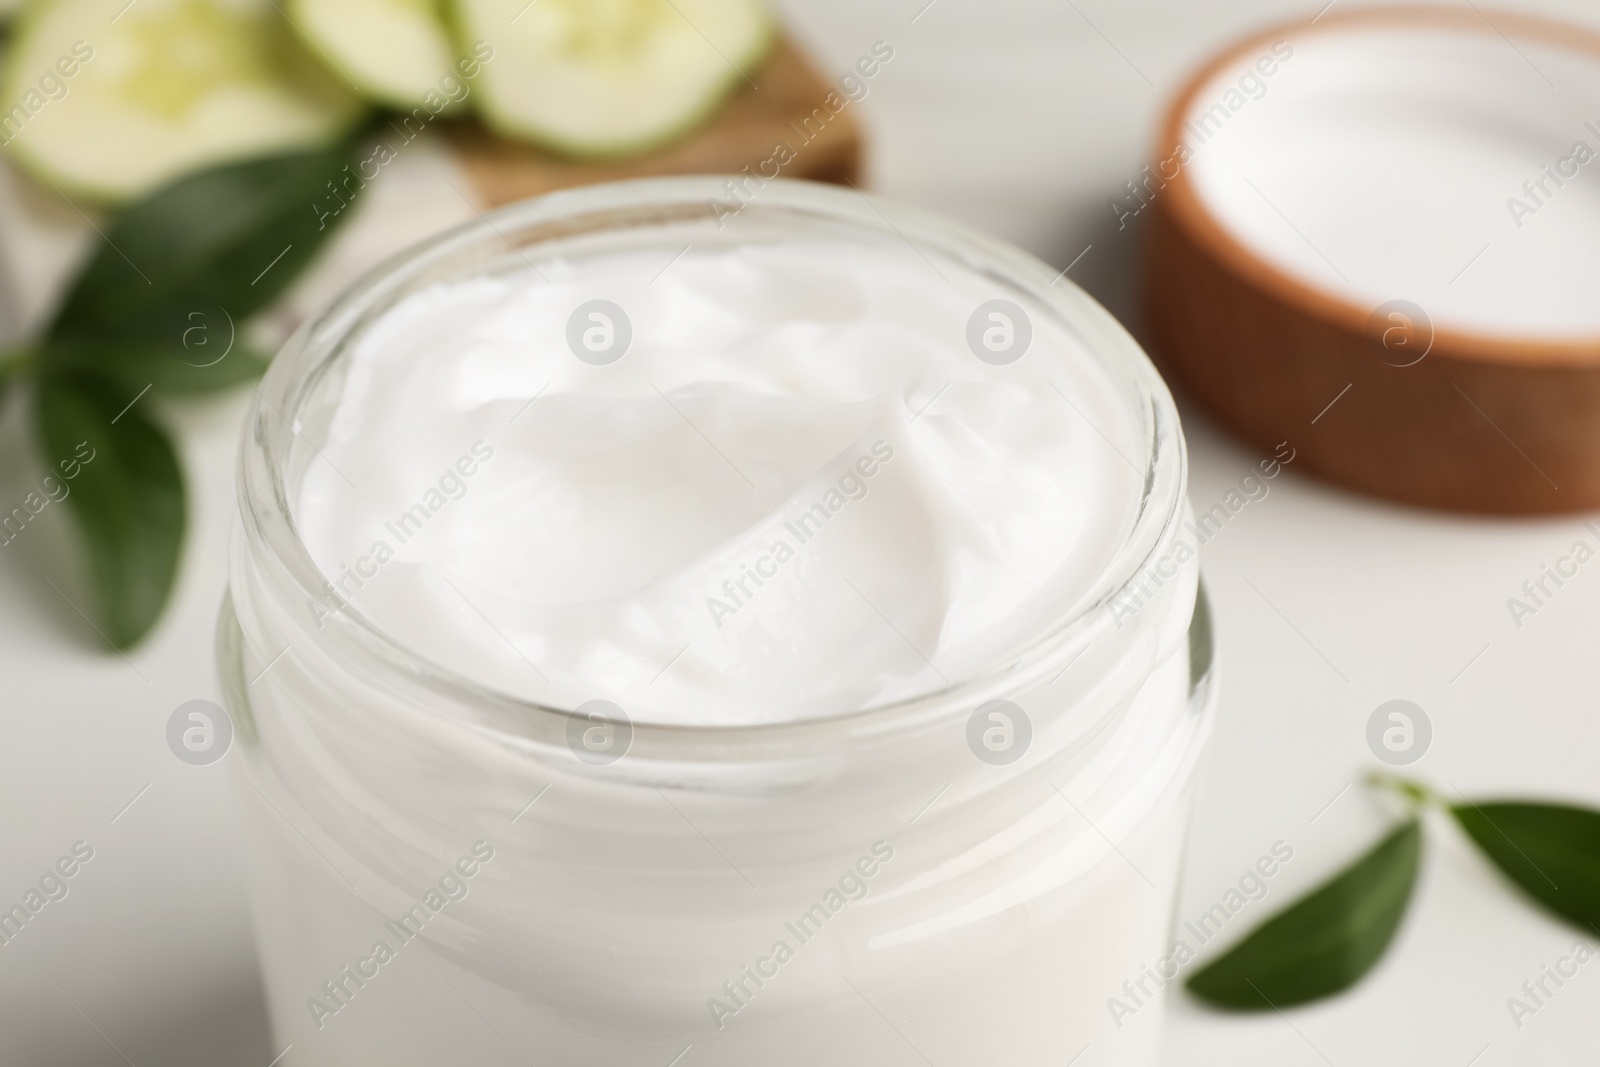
[{"x1": 220, "y1": 177, "x2": 1214, "y2": 1067}]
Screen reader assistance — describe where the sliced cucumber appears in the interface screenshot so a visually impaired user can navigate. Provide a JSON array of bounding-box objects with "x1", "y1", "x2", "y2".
[
  {"x1": 289, "y1": 0, "x2": 457, "y2": 109},
  {"x1": 2, "y1": 0, "x2": 364, "y2": 203},
  {"x1": 449, "y1": 0, "x2": 773, "y2": 159}
]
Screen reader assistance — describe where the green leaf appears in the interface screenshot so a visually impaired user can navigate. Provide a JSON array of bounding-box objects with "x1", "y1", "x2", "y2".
[
  {"x1": 1187, "y1": 820, "x2": 1422, "y2": 1010},
  {"x1": 1452, "y1": 801, "x2": 1600, "y2": 933},
  {"x1": 48, "y1": 338, "x2": 270, "y2": 395},
  {"x1": 45, "y1": 142, "x2": 362, "y2": 352},
  {"x1": 0, "y1": 347, "x2": 32, "y2": 409},
  {"x1": 35, "y1": 369, "x2": 185, "y2": 648}
]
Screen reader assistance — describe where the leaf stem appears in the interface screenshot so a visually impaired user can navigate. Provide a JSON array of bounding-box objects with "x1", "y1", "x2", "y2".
[
  {"x1": 0, "y1": 344, "x2": 35, "y2": 385},
  {"x1": 1365, "y1": 771, "x2": 1445, "y2": 813}
]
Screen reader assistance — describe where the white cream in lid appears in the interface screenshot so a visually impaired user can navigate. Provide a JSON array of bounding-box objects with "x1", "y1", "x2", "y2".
[
  {"x1": 294, "y1": 237, "x2": 1145, "y2": 725},
  {"x1": 1181, "y1": 21, "x2": 1600, "y2": 339}
]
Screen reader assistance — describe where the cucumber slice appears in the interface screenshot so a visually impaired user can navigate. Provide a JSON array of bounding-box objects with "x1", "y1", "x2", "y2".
[
  {"x1": 2, "y1": 0, "x2": 364, "y2": 203},
  {"x1": 449, "y1": 0, "x2": 773, "y2": 159},
  {"x1": 289, "y1": 0, "x2": 457, "y2": 109}
]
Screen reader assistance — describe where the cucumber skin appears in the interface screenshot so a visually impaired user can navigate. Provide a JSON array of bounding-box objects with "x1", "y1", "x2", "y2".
[
  {"x1": 4, "y1": 102, "x2": 367, "y2": 207},
  {"x1": 286, "y1": 0, "x2": 461, "y2": 112},
  {"x1": 5, "y1": 121, "x2": 367, "y2": 207},
  {"x1": 441, "y1": 0, "x2": 776, "y2": 163},
  {"x1": 2, "y1": 0, "x2": 368, "y2": 204}
]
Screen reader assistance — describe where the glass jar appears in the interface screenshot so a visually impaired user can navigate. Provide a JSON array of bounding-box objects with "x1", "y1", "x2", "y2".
[{"x1": 219, "y1": 178, "x2": 1215, "y2": 1067}]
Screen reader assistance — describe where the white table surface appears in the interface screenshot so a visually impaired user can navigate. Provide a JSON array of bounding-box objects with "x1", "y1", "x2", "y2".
[{"x1": 3, "y1": 1, "x2": 1599, "y2": 1064}]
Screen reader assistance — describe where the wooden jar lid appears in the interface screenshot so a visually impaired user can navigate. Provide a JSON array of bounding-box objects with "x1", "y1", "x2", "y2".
[{"x1": 1145, "y1": 7, "x2": 1600, "y2": 514}]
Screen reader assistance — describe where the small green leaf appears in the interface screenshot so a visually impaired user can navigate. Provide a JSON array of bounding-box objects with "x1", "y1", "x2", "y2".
[
  {"x1": 46, "y1": 143, "x2": 362, "y2": 351},
  {"x1": 35, "y1": 369, "x2": 185, "y2": 648},
  {"x1": 48, "y1": 338, "x2": 270, "y2": 395},
  {"x1": 1452, "y1": 801, "x2": 1600, "y2": 933},
  {"x1": 0, "y1": 348, "x2": 32, "y2": 415},
  {"x1": 1187, "y1": 820, "x2": 1421, "y2": 1010}
]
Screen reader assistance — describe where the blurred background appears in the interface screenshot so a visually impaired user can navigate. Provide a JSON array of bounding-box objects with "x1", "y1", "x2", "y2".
[{"x1": 2, "y1": 0, "x2": 1599, "y2": 1063}]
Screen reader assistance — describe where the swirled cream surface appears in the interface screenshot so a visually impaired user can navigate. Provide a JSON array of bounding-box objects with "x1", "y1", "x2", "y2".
[{"x1": 295, "y1": 238, "x2": 1145, "y2": 724}]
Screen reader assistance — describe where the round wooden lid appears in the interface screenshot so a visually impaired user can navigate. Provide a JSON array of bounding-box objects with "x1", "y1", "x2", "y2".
[{"x1": 1145, "y1": 7, "x2": 1600, "y2": 513}]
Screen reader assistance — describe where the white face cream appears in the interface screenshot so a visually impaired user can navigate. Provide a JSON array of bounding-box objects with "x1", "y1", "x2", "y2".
[
  {"x1": 294, "y1": 239, "x2": 1144, "y2": 725},
  {"x1": 1182, "y1": 21, "x2": 1600, "y2": 339},
  {"x1": 224, "y1": 180, "x2": 1211, "y2": 1067}
]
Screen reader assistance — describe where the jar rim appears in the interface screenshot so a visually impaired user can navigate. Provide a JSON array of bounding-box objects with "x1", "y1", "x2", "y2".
[{"x1": 235, "y1": 176, "x2": 1191, "y2": 744}]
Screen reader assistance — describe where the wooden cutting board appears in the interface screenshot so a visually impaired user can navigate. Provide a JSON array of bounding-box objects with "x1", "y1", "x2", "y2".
[{"x1": 446, "y1": 35, "x2": 862, "y2": 208}]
